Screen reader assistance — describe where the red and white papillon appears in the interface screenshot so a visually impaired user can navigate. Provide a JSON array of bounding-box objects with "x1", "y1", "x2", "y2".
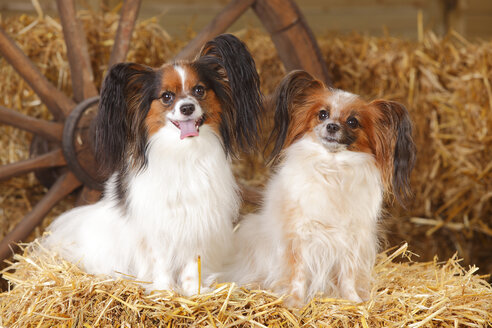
[
  {"x1": 227, "y1": 70, "x2": 416, "y2": 306},
  {"x1": 41, "y1": 34, "x2": 262, "y2": 295}
]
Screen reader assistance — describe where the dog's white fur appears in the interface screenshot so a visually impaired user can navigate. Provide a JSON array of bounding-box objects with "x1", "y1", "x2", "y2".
[
  {"x1": 226, "y1": 135, "x2": 382, "y2": 304},
  {"x1": 42, "y1": 123, "x2": 239, "y2": 295}
]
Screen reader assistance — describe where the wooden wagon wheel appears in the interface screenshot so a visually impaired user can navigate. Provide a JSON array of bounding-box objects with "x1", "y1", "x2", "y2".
[{"x1": 0, "y1": 0, "x2": 330, "y2": 261}]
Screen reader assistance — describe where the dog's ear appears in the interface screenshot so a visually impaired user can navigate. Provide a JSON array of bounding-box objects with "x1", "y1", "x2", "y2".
[
  {"x1": 94, "y1": 62, "x2": 159, "y2": 175},
  {"x1": 268, "y1": 70, "x2": 324, "y2": 162},
  {"x1": 196, "y1": 34, "x2": 262, "y2": 155},
  {"x1": 370, "y1": 100, "x2": 416, "y2": 206}
]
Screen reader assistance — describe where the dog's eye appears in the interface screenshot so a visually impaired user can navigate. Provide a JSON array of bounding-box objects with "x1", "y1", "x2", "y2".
[
  {"x1": 161, "y1": 91, "x2": 175, "y2": 105},
  {"x1": 192, "y1": 85, "x2": 205, "y2": 98},
  {"x1": 318, "y1": 110, "x2": 329, "y2": 121},
  {"x1": 347, "y1": 117, "x2": 359, "y2": 129}
]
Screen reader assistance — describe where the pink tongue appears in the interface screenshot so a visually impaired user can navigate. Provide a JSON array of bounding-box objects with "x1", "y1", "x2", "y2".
[{"x1": 179, "y1": 120, "x2": 199, "y2": 139}]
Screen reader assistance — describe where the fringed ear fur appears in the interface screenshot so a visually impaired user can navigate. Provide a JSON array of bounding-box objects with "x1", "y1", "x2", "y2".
[
  {"x1": 94, "y1": 62, "x2": 159, "y2": 176},
  {"x1": 268, "y1": 70, "x2": 324, "y2": 162},
  {"x1": 197, "y1": 34, "x2": 262, "y2": 156},
  {"x1": 372, "y1": 100, "x2": 416, "y2": 206}
]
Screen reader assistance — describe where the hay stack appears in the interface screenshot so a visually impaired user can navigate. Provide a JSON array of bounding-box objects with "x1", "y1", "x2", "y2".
[{"x1": 0, "y1": 243, "x2": 490, "y2": 327}]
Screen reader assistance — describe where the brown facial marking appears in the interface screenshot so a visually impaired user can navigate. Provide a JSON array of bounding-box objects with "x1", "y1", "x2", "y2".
[
  {"x1": 162, "y1": 64, "x2": 204, "y2": 102},
  {"x1": 160, "y1": 64, "x2": 185, "y2": 100},
  {"x1": 145, "y1": 101, "x2": 166, "y2": 136},
  {"x1": 181, "y1": 65, "x2": 201, "y2": 94},
  {"x1": 341, "y1": 99, "x2": 373, "y2": 154},
  {"x1": 141, "y1": 65, "x2": 173, "y2": 136},
  {"x1": 284, "y1": 88, "x2": 328, "y2": 148},
  {"x1": 202, "y1": 92, "x2": 222, "y2": 133}
]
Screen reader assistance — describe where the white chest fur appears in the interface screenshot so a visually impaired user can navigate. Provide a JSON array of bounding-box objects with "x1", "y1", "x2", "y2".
[{"x1": 270, "y1": 136, "x2": 383, "y2": 230}]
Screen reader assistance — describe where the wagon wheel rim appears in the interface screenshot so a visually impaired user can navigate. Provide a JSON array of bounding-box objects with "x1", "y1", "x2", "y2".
[{"x1": 0, "y1": 0, "x2": 329, "y2": 261}]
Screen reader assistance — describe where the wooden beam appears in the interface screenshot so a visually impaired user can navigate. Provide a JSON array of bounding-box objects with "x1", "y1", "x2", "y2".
[
  {"x1": 0, "y1": 28, "x2": 75, "y2": 120},
  {"x1": 0, "y1": 106, "x2": 63, "y2": 142},
  {"x1": 108, "y1": 0, "x2": 142, "y2": 67},
  {"x1": 253, "y1": 0, "x2": 331, "y2": 85},
  {"x1": 56, "y1": 0, "x2": 98, "y2": 102},
  {"x1": 0, "y1": 149, "x2": 66, "y2": 181},
  {"x1": 174, "y1": 0, "x2": 255, "y2": 61},
  {"x1": 0, "y1": 171, "x2": 81, "y2": 261}
]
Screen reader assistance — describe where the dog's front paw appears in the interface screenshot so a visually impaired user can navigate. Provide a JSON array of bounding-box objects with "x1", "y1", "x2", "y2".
[
  {"x1": 181, "y1": 280, "x2": 211, "y2": 296},
  {"x1": 149, "y1": 275, "x2": 172, "y2": 293},
  {"x1": 181, "y1": 276, "x2": 200, "y2": 296},
  {"x1": 339, "y1": 278, "x2": 364, "y2": 303},
  {"x1": 283, "y1": 294, "x2": 304, "y2": 308},
  {"x1": 180, "y1": 259, "x2": 205, "y2": 296}
]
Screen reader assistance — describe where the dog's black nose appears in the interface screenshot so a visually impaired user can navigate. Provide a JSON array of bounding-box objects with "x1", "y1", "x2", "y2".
[
  {"x1": 180, "y1": 104, "x2": 195, "y2": 116},
  {"x1": 326, "y1": 123, "x2": 340, "y2": 133}
]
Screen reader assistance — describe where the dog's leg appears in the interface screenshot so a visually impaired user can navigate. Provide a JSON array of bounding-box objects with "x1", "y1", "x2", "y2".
[
  {"x1": 338, "y1": 270, "x2": 363, "y2": 303},
  {"x1": 148, "y1": 255, "x2": 173, "y2": 292},
  {"x1": 285, "y1": 238, "x2": 306, "y2": 307},
  {"x1": 149, "y1": 273, "x2": 172, "y2": 292},
  {"x1": 180, "y1": 258, "x2": 203, "y2": 296}
]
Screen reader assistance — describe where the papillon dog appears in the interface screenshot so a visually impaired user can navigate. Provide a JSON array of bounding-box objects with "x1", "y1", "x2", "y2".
[
  {"x1": 41, "y1": 34, "x2": 262, "y2": 295},
  {"x1": 226, "y1": 70, "x2": 415, "y2": 306}
]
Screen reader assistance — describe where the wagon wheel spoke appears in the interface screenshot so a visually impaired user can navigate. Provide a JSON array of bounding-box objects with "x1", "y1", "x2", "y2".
[
  {"x1": 174, "y1": 0, "x2": 255, "y2": 61},
  {"x1": 0, "y1": 171, "x2": 81, "y2": 260},
  {"x1": 0, "y1": 28, "x2": 74, "y2": 120},
  {"x1": 0, "y1": 149, "x2": 66, "y2": 181},
  {"x1": 253, "y1": 0, "x2": 331, "y2": 85},
  {"x1": 0, "y1": 106, "x2": 63, "y2": 142},
  {"x1": 108, "y1": 0, "x2": 142, "y2": 68},
  {"x1": 56, "y1": 0, "x2": 98, "y2": 102}
]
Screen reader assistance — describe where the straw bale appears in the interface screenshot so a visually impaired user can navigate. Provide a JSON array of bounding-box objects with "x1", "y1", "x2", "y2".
[{"x1": 0, "y1": 243, "x2": 490, "y2": 327}]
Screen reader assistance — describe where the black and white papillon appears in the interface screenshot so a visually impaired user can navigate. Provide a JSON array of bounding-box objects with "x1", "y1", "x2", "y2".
[{"x1": 42, "y1": 34, "x2": 262, "y2": 295}]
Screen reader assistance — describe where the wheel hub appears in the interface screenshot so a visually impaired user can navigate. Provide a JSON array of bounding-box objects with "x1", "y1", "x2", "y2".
[
  {"x1": 30, "y1": 97, "x2": 104, "y2": 191},
  {"x1": 62, "y1": 96, "x2": 104, "y2": 190}
]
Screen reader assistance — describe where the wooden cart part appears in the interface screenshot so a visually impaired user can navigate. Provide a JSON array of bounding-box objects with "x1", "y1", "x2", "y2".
[{"x1": 0, "y1": 0, "x2": 330, "y2": 261}]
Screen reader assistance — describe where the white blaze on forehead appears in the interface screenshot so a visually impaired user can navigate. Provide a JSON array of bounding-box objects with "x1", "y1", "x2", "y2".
[
  {"x1": 174, "y1": 65, "x2": 187, "y2": 92},
  {"x1": 326, "y1": 89, "x2": 358, "y2": 119}
]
